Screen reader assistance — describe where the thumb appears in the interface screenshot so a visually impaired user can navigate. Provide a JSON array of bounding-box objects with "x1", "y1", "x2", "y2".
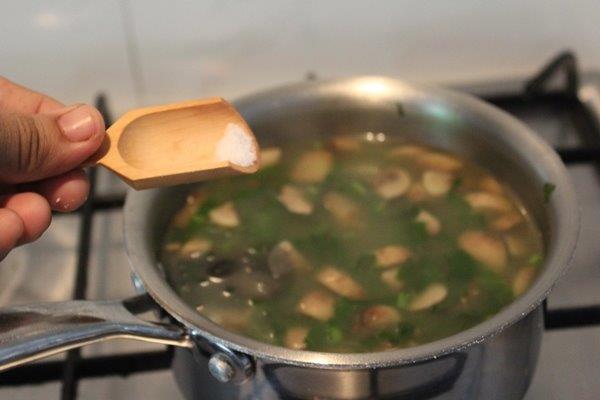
[{"x1": 0, "y1": 104, "x2": 105, "y2": 184}]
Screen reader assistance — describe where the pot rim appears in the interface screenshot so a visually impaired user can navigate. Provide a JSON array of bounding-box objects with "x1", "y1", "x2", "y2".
[{"x1": 124, "y1": 76, "x2": 579, "y2": 369}]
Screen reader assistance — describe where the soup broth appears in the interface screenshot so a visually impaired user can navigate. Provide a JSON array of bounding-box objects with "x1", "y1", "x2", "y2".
[{"x1": 161, "y1": 134, "x2": 543, "y2": 353}]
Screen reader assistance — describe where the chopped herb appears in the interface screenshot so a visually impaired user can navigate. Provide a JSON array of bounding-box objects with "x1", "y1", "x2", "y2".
[
  {"x1": 351, "y1": 180, "x2": 368, "y2": 196},
  {"x1": 477, "y1": 270, "x2": 514, "y2": 313},
  {"x1": 396, "y1": 322, "x2": 415, "y2": 338},
  {"x1": 528, "y1": 253, "x2": 543, "y2": 266},
  {"x1": 305, "y1": 326, "x2": 323, "y2": 349},
  {"x1": 543, "y1": 183, "x2": 556, "y2": 204},
  {"x1": 234, "y1": 187, "x2": 265, "y2": 201},
  {"x1": 326, "y1": 325, "x2": 343, "y2": 344},
  {"x1": 190, "y1": 213, "x2": 207, "y2": 226},
  {"x1": 330, "y1": 171, "x2": 370, "y2": 200},
  {"x1": 186, "y1": 198, "x2": 219, "y2": 232},
  {"x1": 376, "y1": 322, "x2": 414, "y2": 344},
  {"x1": 294, "y1": 231, "x2": 347, "y2": 264},
  {"x1": 373, "y1": 200, "x2": 387, "y2": 213},
  {"x1": 198, "y1": 198, "x2": 218, "y2": 216},
  {"x1": 304, "y1": 184, "x2": 320, "y2": 199},
  {"x1": 396, "y1": 292, "x2": 412, "y2": 309},
  {"x1": 342, "y1": 231, "x2": 358, "y2": 241},
  {"x1": 305, "y1": 323, "x2": 344, "y2": 350},
  {"x1": 447, "y1": 250, "x2": 479, "y2": 282},
  {"x1": 399, "y1": 258, "x2": 445, "y2": 290},
  {"x1": 407, "y1": 221, "x2": 429, "y2": 246},
  {"x1": 332, "y1": 299, "x2": 361, "y2": 325},
  {"x1": 450, "y1": 177, "x2": 463, "y2": 192}
]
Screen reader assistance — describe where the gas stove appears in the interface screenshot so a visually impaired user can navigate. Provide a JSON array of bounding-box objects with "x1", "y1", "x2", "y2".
[{"x1": 0, "y1": 51, "x2": 599, "y2": 400}]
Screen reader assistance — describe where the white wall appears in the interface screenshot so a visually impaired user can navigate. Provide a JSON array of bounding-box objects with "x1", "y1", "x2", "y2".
[
  {"x1": 1, "y1": 0, "x2": 599, "y2": 115},
  {"x1": 0, "y1": 1, "x2": 136, "y2": 115}
]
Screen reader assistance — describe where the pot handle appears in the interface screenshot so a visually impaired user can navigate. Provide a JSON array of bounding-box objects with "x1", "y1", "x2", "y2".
[{"x1": 0, "y1": 294, "x2": 193, "y2": 372}]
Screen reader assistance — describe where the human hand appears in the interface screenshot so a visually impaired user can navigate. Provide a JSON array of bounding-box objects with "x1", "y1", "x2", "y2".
[{"x1": 0, "y1": 77, "x2": 106, "y2": 260}]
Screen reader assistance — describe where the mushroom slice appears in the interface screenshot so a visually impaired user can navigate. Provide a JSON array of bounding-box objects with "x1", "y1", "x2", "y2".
[
  {"x1": 513, "y1": 266, "x2": 536, "y2": 296},
  {"x1": 330, "y1": 135, "x2": 360, "y2": 152},
  {"x1": 316, "y1": 266, "x2": 366, "y2": 300},
  {"x1": 260, "y1": 147, "x2": 282, "y2": 169},
  {"x1": 375, "y1": 341, "x2": 395, "y2": 351},
  {"x1": 375, "y1": 245, "x2": 411, "y2": 268},
  {"x1": 464, "y1": 192, "x2": 512, "y2": 213},
  {"x1": 389, "y1": 145, "x2": 427, "y2": 158},
  {"x1": 381, "y1": 268, "x2": 404, "y2": 290},
  {"x1": 277, "y1": 185, "x2": 313, "y2": 215},
  {"x1": 173, "y1": 191, "x2": 205, "y2": 228},
  {"x1": 458, "y1": 230, "x2": 507, "y2": 273},
  {"x1": 209, "y1": 201, "x2": 240, "y2": 228},
  {"x1": 505, "y1": 235, "x2": 526, "y2": 257},
  {"x1": 417, "y1": 152, "x2": 462, "y2": 172},
  {"x1": 372, "y1": 168, "x2": 411, "y2": 199},
  {"x1": 409, "y1": 283, "x2": 448, "y2": 311},
  {"x1": 415, "y1": 210, "x2": 441, "y2": 236},
  {"x1": 204, "y1": 307, "x2": 251, "y2": 331},
  {"x1": 491, "y1": 213, "x2": 522, "y2": 231},
  {"x1": 290, "y1": 150, "x2": 333, "y2": 183},
  {"x1": 284, "y1": 327, "x2": 309, "y2": 350},
  {"x1": 479, "y1": 176, "x2": 504, "y2": 194},
  {"x1": 361, "y1": 305, "x2": 401, "y2": 331},
  {"x1": 268, "y1": 240, "x2": 312, "y2": 278},
  {"x1": 422, "y1": 170, "x2": 453, "y2": 196},
  {"x1": 407, "y1": 183, "x2": 427, "y2": 202},
  {"x1": 165, "y1": 242, "x2": 182, "y2": 252},
  {"x1": 322, "y1": 192, "x2": 361, "y2": 227},
  {"x1": 179, "y1": 238, "x2": 212, "y2": 259},
  {"x1": 297, "y1": 290, "x2": 335, "y2": 321}
]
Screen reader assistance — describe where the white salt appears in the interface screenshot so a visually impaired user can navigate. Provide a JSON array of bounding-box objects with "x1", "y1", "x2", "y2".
[{"x1": 214, "y1": 123, "x2": 257, "y2": 167}]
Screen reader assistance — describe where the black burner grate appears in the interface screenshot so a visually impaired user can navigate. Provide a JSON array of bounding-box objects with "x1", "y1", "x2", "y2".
[{"x1": 1, "y1": 51, "x2": 600, "y2": 398}]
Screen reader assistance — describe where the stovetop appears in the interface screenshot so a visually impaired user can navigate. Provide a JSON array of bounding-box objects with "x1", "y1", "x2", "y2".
[{"x1": 1, "y1": 52, "x2": 599, "y2": 400}]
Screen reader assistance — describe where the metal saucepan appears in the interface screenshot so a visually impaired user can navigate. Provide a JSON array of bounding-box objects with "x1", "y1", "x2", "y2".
[{"x1": 0, "y1": 77, "x2": 579, "y2": 399}]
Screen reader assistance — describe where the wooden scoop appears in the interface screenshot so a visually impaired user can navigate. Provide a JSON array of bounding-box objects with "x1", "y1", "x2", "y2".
[{"x1": 87, "y1": 98, "x2": 260, "y2": 190}]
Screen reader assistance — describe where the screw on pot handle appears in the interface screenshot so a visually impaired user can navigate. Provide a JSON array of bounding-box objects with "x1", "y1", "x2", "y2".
[{"x1": 0, "y1": 294, "x2": 193, "y2": 372}]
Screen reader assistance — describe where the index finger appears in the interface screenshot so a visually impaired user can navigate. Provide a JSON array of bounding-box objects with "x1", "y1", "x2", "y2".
[{"x1": 0, "y1": 76, "x2": 64, "y2": 114}]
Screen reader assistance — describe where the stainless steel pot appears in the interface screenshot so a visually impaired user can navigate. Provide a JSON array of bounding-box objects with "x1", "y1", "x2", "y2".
[{"x1": 0, "y1": 77, "x2": 579, "y2": 399}]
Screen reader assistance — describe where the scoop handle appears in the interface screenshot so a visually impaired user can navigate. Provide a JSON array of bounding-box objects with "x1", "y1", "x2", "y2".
[{"x1": 81, "y1": 130, "x2": 113, "y2": 168}]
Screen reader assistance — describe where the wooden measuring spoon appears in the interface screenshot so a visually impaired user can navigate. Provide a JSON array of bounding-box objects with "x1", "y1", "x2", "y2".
[{"x1": 87, "y1": 97, "x2": 260, "y2": 190}]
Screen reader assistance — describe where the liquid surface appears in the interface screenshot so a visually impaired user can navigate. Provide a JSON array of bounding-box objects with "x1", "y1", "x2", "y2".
[{"x1": 161, "y1": 134, "x2": 543, "y2": 353}]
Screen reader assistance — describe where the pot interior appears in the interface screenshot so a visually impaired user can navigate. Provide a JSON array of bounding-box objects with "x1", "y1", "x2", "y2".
[{"x1": 125, "y1": 77, "x2": 578, "y2": 368}]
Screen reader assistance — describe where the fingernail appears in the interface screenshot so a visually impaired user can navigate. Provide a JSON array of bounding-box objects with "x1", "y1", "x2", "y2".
[{"x1": 57, "y1": 105, "x2": 98, "y2": 142}]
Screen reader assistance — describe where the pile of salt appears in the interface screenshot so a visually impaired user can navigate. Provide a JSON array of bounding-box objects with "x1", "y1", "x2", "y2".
[{"x1": 214, "y1": 123, "x2": 257, "y2": 167}]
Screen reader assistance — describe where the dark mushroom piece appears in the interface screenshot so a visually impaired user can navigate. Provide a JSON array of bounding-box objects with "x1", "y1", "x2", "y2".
[{"x1": 268, "y1": 240, "x2": 312, "y2": 279}]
